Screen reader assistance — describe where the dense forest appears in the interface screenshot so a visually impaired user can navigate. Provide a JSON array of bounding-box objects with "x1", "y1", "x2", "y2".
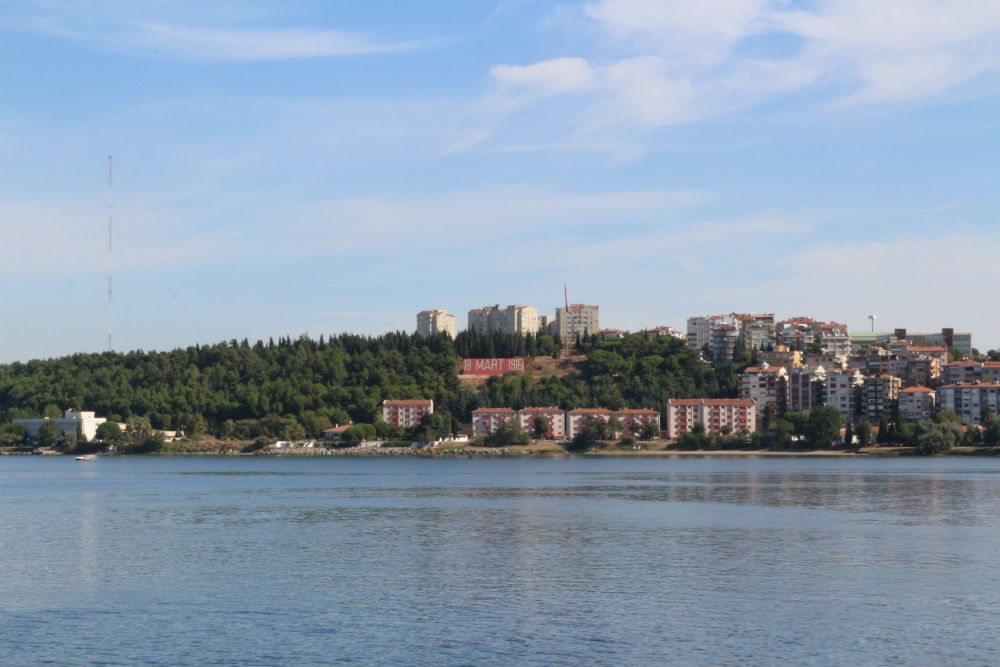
[{"x1": 0, "y1": 330, "x2": 739, "y2": 439}]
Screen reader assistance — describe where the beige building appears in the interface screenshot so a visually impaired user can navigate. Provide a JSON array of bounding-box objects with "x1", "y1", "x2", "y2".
[
  {"x1": 416, "y1": 309, "x2": 456, "y2": 338},
  {"x1": 566, "y1": 408, "x2": 615, "y2": 439},
  {"x1": 824, "y1": 368, "x2": 865, "y2": 422},
  {"x1": 898, "y1": 386, "x2": 936, "y2": 422},
  {"x1": 740, "y1": 365, "x2": 788, "y2": 426},
  {"x1": 472, "y1": 407, "x2": 517, "y2": 436},
  {"x1": 757, "y1": 345, "x2": 802, "y2": 369},
  {"x1": 467, "y1": 305, "x2": 541, "y2": 336},
  {"x1": 557, "y1": 304, "x2": 599, "y2": 341},
  {"x1": 382, "y1": 399, "x2": 433, "y2": 428},
  {"x1": 518, "y1": 407, "x2": 566, "y2": 439},
  {"x1": 665, "y1": 399, "x2": 755, "y2": 439},
  {"x1": 616, "y1": 409, "x2": 661, "y2": 437}
]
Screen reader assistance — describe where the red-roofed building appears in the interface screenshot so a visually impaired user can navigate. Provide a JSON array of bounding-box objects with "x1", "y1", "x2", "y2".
[
  {"x1": 472, "y1": 407, "x2": 517, "y2": 436},
  {"x1": 382, "y1": 399, "x2": 434, "y2": 428},
  {"x1": 518, "y1": 407, "x2": 566, "y2": 439},
  {"x1": 665, "y1": 399, "x2": 755, "y2": 439},
  {"x1": 616, "y1": 409, "x2": 661, "y2": 437},
  {"x1": 899, "y1": 386, "x2": 936, "y2": 422},
  {"x1": 566, "y1": 408, "x2": 616, "y2": 439}
]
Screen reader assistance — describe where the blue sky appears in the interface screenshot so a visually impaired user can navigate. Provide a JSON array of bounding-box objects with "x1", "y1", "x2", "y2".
[{"x1": 3, "y1": 0, "x2": 1000, "y2": 362}]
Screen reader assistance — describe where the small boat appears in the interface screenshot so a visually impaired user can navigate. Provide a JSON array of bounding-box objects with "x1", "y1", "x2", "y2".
[{"x1": 75, "y1": 456, "x2": 91, "y2": 462}]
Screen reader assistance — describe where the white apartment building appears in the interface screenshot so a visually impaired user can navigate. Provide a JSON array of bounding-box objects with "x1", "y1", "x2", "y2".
[
  {"x1": 416, "y1": 310, "x2": 456, "y2": 338},
  {"x1": 557, "y1": 304, "x2": 599, "y2": 341},
  {"x1": 14, "y1": 409, "x2": 107, "y2": 442}
]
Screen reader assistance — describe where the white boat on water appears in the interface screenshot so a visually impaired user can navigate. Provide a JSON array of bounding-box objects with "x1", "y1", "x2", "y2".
[{"x1": 74, "y1": 456, "x2": 92, "y2": 462}]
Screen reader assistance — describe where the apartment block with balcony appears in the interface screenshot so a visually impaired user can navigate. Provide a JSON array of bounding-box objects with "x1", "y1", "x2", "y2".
[
  {"x1": 787, "y1": 366, "x2": 827, "y2": 413},
  {"x1": 824, "y1": 368, "x2": 864, "y2": 422},
  {"x1": 517, "y1": 407, "x2": 566, "y2": 439},
  {"x1": 615, "y1": 409, "x2": 661, "y2": 437},
  {"x1": 740, "y1": 365, "x2": 788, "y2": 426},
  {"x1": 471, "y1": 407, "x2": 517, "y2": 436},
  {"x1": 557, "y1": 304, "x2": 599, "y2": 341},
  {"x1": 665, "y1": 399, "x2": 755, "y2": 439},
  {"x1": 467, "y1": 305, "x2": 541, "y2": 336},
  {"x1": 382, "y1": 399, "x2": 434, "y2": 428},
  {"x1": 863, "y1": 375, "x2": 900, "y2": 422},
  {"x1": 416, "y1": 309, "x2": 456, "y2": 338},
  {"x1": 757, "y1": 345, "x2": 802, "y2": 370},
  {"x1": 943, "y1": 361, "x2": 983, "y2": 385},
  {"x1": 565, "y1": 408, "x2": 616, "y2": 439},
  {"x1": 936, "y1": 384, "x2": 1000, "y2": 425},
  {"x1": 898, "y1": 386, "x2": 936, "y2": 422}
]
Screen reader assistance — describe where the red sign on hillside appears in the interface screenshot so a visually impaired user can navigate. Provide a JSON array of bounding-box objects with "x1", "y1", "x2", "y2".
[{"x1": 461, "y1": 358, "x2": 525, "y2": 375}]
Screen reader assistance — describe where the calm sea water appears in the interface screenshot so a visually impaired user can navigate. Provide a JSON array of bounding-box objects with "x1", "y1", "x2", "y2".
[{"x1": 2, "y1": 455, "x2": 999, "y2": 666}]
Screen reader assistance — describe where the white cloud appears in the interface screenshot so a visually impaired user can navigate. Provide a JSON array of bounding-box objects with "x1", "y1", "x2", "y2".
[
  {"x1": 467, "y1": 0, "x2": 1000, "y2": 148},
  {"x1": 126, "y1": 22, "x2": 422, "y2": 61}
]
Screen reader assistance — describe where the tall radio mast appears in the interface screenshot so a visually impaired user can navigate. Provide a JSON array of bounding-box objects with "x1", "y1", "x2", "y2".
[{"x1": 107, "y1": 155, "x2": 113, "y2": 352}]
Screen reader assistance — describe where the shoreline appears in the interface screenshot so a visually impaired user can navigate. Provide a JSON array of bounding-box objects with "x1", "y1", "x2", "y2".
[{"x1": 7, "y1": 444, "x2": 998, "y2": 458}]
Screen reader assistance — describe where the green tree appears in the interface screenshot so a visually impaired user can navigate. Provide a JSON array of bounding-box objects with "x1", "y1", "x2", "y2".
[
  {"x1": 95, "y1": 421, "x2": 124, "y2": 443},
  {"x1": 855, "y1": 418, "x2": 873, "y2": 447},
  {"x1": 531, "y1": 415, "x2": 550, "y2": 439},
  {"x1": 914, "y1": 420, "x2": 962, "y2": 455},
  {"x1": 843, "y1": 421, "x2": 854, "y2": 447},
  {"x1": 877, "y1": 416, "x2": 889, "y2": 443},
  {"x1": 488, "y1": 418, "x2": 531, "y2": 446},
  {"x1": 934, "y1": 410, "x2": 962, "y2": 425},
  {"x1": 807, "y1": 405, "x2": 844, "y2": 448},
  {"x1": 640, "y1": 421, "x2": 660, "y2": 440},
  {"x1": 36, "y1": 420, "x2": 59, "y2": 448}
]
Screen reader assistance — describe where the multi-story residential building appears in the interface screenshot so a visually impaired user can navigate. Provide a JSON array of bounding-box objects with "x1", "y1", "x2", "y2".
[
  {"x1": 817, "y1": 322, "x2": 851, "y2": 356},
  {"x1": 557, "y1": 304, "x2": 599, "y2": 341},
  {"x1": 665, "y1": 399, "x2": 755, "y2": 439},
  {"x1": 863, "y1": 375, "x2": 900, "y2": 422},
  {"x1": 565, "y1": 408, "x2": 615, "y2": 439},
  {"x1": 13, "y1": 409, "x2": 107, "y2": 443},
  {"x1": 467, "y1": 305, "x2": 541, "y2": 336},
  {"x1": 898, "y1": 386, "x2": 936, "y2": 422},
  {"x1": 710, "y1": 323, "x2": 739, "y2": 362},
  {"x1": 740, "y1": 364, "x2": 788, "y2": 426},
  {"x1": 647, "y1": 326, "x2": 685, "y2": 340},
  {"x1": 686, "y1": 315, "x2": 715, "y2": 350},
  {"x1": 517, "y1": 407, "x2": 566, "y2": 439},
  {"x1": 983, "y1": 362, "x2": 1000, "y2": 384},
  {"x1": 615, "y1": 409, "x2": 661, "y2": 437},
  {"x1": 787, "y1": 366, "x2": 827, "y2": 413},
  {"x1": 824, "y1": 368, "x2": 864, "y2": 422},
  {"x1": 943, "y1": 361, "x2": 983, "y2": 385},
  {"x1": 894, "y1": 328, "x2": 972, "y2": 357},
  {"x1": 757, "y1": 345, "x2": 802, "y2": 369},
  {"x1": 381, "y1": 399, "x2": 434, "y2": 428},
  {"x1": 471, "y1": 407, "x2": 517, "y2": 436},
  {"x1": 776, "y1": 317, "x2": 817, "y2": 350},
  {"x1": 732, "y1": 313, "x2": 775, "y2": 350},
  {"x1": 416, "y1": 309, "x2": 456, "y2": 338},
  {"x1": 937, "y1": 384, "x2": 1000, "y2": 424}
]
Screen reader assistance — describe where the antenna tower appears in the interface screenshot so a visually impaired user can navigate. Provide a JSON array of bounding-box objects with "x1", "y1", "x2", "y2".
[{"x1": 107, "y1": 155, "x2": 113, "y2": 352}]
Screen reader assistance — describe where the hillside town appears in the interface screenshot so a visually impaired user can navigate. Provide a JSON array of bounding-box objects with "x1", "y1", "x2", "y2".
[{"x1": 412, "y1": 305, "x2": 987, "y2": 444}]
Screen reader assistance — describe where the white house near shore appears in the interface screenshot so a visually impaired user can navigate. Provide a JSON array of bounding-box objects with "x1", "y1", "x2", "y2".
[{"x1": 14, "y1": 409, "x2": 107, "y2": 442}]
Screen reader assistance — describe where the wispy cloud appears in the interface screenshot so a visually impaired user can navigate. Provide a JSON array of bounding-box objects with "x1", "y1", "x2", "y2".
[
  {"x1": 463, "y1": 0, "x2": 1000, "y2": 150},
  {"x1": 125, "y1": 22, "x2": 426, "y2": 62}
]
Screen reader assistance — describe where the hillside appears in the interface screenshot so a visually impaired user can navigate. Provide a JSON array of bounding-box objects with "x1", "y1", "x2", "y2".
[{"x1": 0, "y1": 331, "x2": 738, "y2": 441}]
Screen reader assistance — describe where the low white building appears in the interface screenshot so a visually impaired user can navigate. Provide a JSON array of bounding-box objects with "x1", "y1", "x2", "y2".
[{"x1": 14, "y1": 409, "x2": 107, "y2": 442}]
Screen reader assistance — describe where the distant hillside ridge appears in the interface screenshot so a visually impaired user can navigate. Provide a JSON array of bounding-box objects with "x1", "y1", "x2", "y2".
[{"x1": 0, "y1": 330, "x2": 738, "y2": 440}]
